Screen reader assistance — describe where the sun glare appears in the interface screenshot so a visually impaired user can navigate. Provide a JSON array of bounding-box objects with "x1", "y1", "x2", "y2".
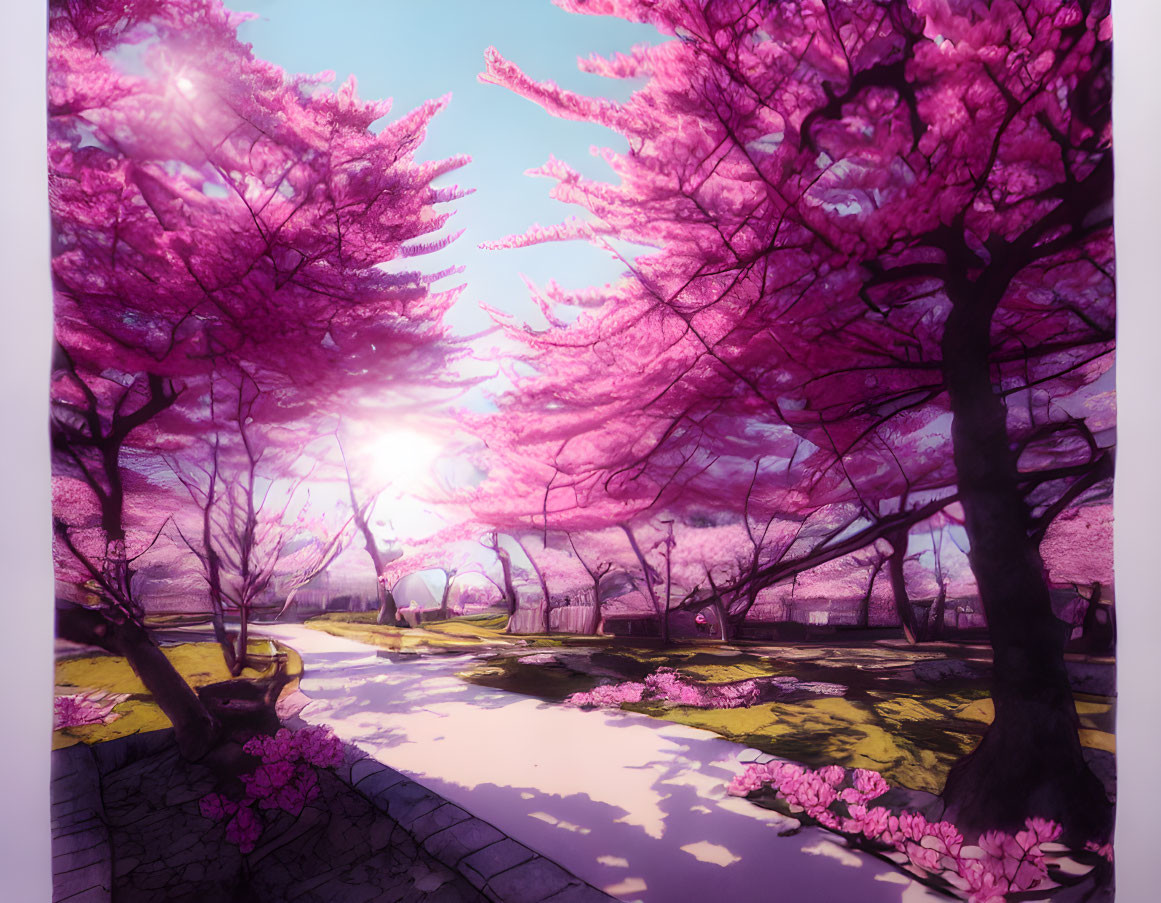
[{"x1": 366, "y1": 428, "x2": 445, "y2": 492}]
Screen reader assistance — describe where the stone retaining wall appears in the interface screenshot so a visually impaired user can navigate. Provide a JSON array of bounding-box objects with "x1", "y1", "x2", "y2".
[
  {"x1": 334, "y1": 745, "x2": 614, "y2": 903},
  {"x1": 51, "y1": 730, "x2": 615, "y2": 903},
  {"x1": 51, "y1": 742, "x2": 114, "y2": 903}
]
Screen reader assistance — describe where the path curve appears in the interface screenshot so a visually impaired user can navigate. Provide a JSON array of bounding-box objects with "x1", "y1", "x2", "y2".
[{"x1": 257, "y1": 623, "x2": 941, "y2": 903}]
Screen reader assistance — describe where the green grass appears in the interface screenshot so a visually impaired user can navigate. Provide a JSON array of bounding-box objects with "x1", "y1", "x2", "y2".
[
  {"x1": 629, "y1": 691, "x2": 985, "y2": 793},
  {"x1": 142, "y1": 612, "x2": 217, "y2": 629},
  {"x1": 303, "y1": 612, "x2": 516, "y2": 652},
  {"x1": 304, "y1": 611, "x2": 592, "y2": 651},
  {"x1": 53, "y1": 639, "x2": 302, "y2": 750},
  {"x1": 458, "y1": 655, "x2": 601, "y2": 701},
  {"x1": 455, "y1": 644, "x2": 1115, "y2": 794}
]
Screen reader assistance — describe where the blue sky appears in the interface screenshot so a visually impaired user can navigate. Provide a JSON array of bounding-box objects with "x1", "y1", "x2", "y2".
[
  {"x1": 237, "y1": 0, "x2": 660, "y2": 336},
  {"x1": 231, "y1": 1, "x2": 664, "y2": 537}
]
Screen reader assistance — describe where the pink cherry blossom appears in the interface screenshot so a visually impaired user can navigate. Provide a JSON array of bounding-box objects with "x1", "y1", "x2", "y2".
[
  {"x1": 202, "y1": 725, "x2": 342, "y2": 850},
  {"x1": 479, "y1": 0, "x2": 1114, "y2": 837},
  {"x1": 726, "y1": 760, "x2": 1089, "y2": 899}
]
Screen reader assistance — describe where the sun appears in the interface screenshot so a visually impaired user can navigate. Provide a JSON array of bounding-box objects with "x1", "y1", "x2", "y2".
[{"x1": 364, "y1": 428, "x2": 445, "y2": 492}]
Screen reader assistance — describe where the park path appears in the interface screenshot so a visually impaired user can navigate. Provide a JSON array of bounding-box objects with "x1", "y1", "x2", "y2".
[{"x1": 255, "y1": 623, "x2": 941, "y2": 903}]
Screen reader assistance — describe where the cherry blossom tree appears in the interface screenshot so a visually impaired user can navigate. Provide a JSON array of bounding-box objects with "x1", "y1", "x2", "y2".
[
  {"x1": 566, "y1": 528, "x2": 626, "y2": 634},
  {"x1": 333, "y1": 436, "x2": 405, "y2": 626},
  {"x1": 373, "y1": 519, "x2": 498, "y2": 621},
  {"x1": 1041, "y1": 501, "x2": 1114, "y2": 655},
  {"x1": 481, "y1": 0, "x2": 1113, "y2": 838},
  {"x1": 483, "y1": 530, "x2": 520, "y2": 622},
  {"x1": 49, "y1": 0, "x2": 468, "y2": 755},
  {"x1": 170, "y1": 370, "x2": 352, "y2": 675}
]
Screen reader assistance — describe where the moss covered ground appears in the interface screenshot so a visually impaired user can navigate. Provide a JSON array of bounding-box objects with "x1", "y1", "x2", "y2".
[
  {"x1": 53, "y1": 639, "x2": 302, "y2": 750},
  {"x1": 298, "y1": 612, "x2": 1116, "y2": 795},
  {"x1": 307, "y1": 610, "x2": 700, "y2": 651},
  {"x1": 303, "y1": 611, "x2": 600, "y2": 651},
  {"x1": 454, "y1": 640, "x2": 1115, "y2": 795},
  {"x1": 302, "y1": 612, "x2": 518, "y2": 652}
]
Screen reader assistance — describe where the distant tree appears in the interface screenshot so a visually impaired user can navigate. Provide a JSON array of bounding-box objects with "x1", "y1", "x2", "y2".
[
  {"x1": 49, "y1": 0, "x2": 467, "y2": 755},
  {"x1": 483, "y1": 530, "x2": 520, "y2": 624},
  {"x1": 170, "y1": 370, "x2": 351, "y2": 675},
  {"x1": 482, "y1": 0, "x2": 1113, "y2": 838},
  {"x1": 566, "y1": 529, "x2": 624, "y2": 635},
  {"x1": 334, "y1": 436, "x2": 403, "y2": 627}
]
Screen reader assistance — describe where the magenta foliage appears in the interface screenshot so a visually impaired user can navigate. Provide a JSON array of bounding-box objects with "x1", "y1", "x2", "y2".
[
  {"x1": 646, "y1": 668, "x2": 762, "y2": 708},
  {"x1": 243, "y1": 725, "x2": 345, "y2": 769},
  {"x1": 478, "y1": 0, "x2": 1114, "y2": 836},
  {"x1": 49, "y1": 0, "x2": 468, "y2": 618},
  {"x1": 566, "y1": 682, "x2": 647, "y2": 708},
  {"x1": 567, "y1": 667, "x2": 762, "y2": 710},
  {"x1": 1084, "y1": 840, "x2": 1114, "y2": 862},
  {"x1": 223, "y1": 806, "x2": 262, "y2": 853},
  {"x1": 473, "y1": 0, "x2": 1115, "y2": 601},
  {"x1": 727, "y1": 761, "x2": 1093, "y2": 902},
  {"x1": 199, "y1": 726, "x2": 343, "y2": 853},
  {"x1": 53, "y1": 692, "x2": 128, "y2": 729},
  {"x1": 478, "y1": 0, "x2": 1113, "y2": 514}
]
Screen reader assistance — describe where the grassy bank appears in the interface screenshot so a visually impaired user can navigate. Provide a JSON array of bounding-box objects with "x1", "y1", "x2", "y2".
[
  {"x1": 300, "y1": 611, "x2": 582, "y2": 652},
  {"x1": 456, "y1": 644, "x2": 1115, "y2": 795},
  {"x1": 53, "y1": 639, "x2": 303, "y2": 750}
]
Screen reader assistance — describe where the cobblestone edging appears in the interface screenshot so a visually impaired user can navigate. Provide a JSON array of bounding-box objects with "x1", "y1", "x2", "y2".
[
  {"x1": 52, "y1": 729, "x2": 615, "y2": 903},
  {"x1": 51, "y1": 742, "x2": 115, "y2": 903},
  {"x1": 53, "y1": 731, "x2": 181, "y2": 902},
  {"x1": 333, "y1": 745, "x2": 616, "y2": 903}
]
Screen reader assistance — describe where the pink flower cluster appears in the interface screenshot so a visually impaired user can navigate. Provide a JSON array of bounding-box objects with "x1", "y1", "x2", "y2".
[
  {"x1": 1085, "y1": 840, "x2": 1114, "y2": 862},
  {"x1": 53, "y1": 692, "x2": 128, "y2": 729},
  {"x1": 565, "y1": 682, "x2": 647, "y2": 708},
  {"x1": 728, "y1": 762, "x2": 1086, "y2": 902},
  {"x1": 200, "y1": 725, "x2": 343, "y2": 853},
  {"x1": 727, "y1": 761, "x2": 888, "y2": 825},
  {"x1": 645, "y1": 668, "x2": 762, "y2": 708},
  {"x1": 242, "y1": 725, "x2": 344, "y2": 769},
  {"x1": 199, "y1": 794, "x2": 264, "y2": 853},
  {"x1": 565, "y1": 668, "x2": 760, "y2": 710}
]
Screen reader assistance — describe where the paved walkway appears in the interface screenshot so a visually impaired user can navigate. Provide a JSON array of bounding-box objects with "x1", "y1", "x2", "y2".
[{"x1": 256, "y1": 624, "x2": 942, "y2": 903}]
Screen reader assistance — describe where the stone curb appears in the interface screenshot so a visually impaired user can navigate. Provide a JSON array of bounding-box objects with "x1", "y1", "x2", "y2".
[
  {"x1": 52, "y1": 727, "x2": 617, "y2": 903},
  {"x1": 51, "y1": 743, "x2": 113, "y2": 903},
  {"x1": 329, "y1": 739, "x2": 616, "y2": 903}
]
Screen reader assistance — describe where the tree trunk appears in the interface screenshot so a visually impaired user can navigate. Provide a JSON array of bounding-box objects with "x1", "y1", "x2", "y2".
[
  {"x1": 887, "y1": 530, "x2": 921, "y2": 644},
  {"x1": 568, "y1": 534, "x2": 606, "y2": 636},
  {"x1": 352, "y1": 508, "x2": 397, "y2": 626},
  {"x1": 857, "y1": 558, "x2": 884, "y2": 629},
  {"x1": 586, "y1": 581, "x2": 602, "y2": 635},
  {"x1": 724, "y1": 581, "x2": 760, "y2": 640},
  {"x1": 198, "y1": 445, "x2": 238, "y2": 672},
  {"x1": 939, "y1": 291, "x2": 1111, "y2": 841},
  {"x1": 498, "y1": 552, "x2": 518, "y2": 618},
  {"x1": 206, "y1": 582, "x2": 237, "y2": 673},
  {"x1": 929, "y1": 582, "x2": 947, "y2": 641},
  {"x1": 662, "y1": 523, "x2": 674, "y2": 642},
  {"x1": 343, "y1": 471, "x2": 398, "y2": 627},
  {"x1": 375, "y1": 581, "x2": 399, "y2": 627},
  {"x1": 98, "y1": 438, "x2": 139, "y2": 618},
  {"x1": 511, "y1": 535, "x2": 551, "y2": 634},
  {"x1": 711, "y1": 598, "x2": 729, "y2": 643},
  {"x1": 1075, "y1": 582, "x2": 1114, "y2": 656},
  {"x1": 621, "y1": 524, "x2": 669, "y2": 644},
  {"x1": 438, "y1": 571, "x2": 453, "y2": 620},
  {"x1": 233, "y1": 606, "x2": 250, "y2": 676},
  {"x1": 57, "y1": 603, "x2": 218, "y2": 760},
  {"x1": 489, "y1": 536, "x2": 520, "y2": 631}
]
